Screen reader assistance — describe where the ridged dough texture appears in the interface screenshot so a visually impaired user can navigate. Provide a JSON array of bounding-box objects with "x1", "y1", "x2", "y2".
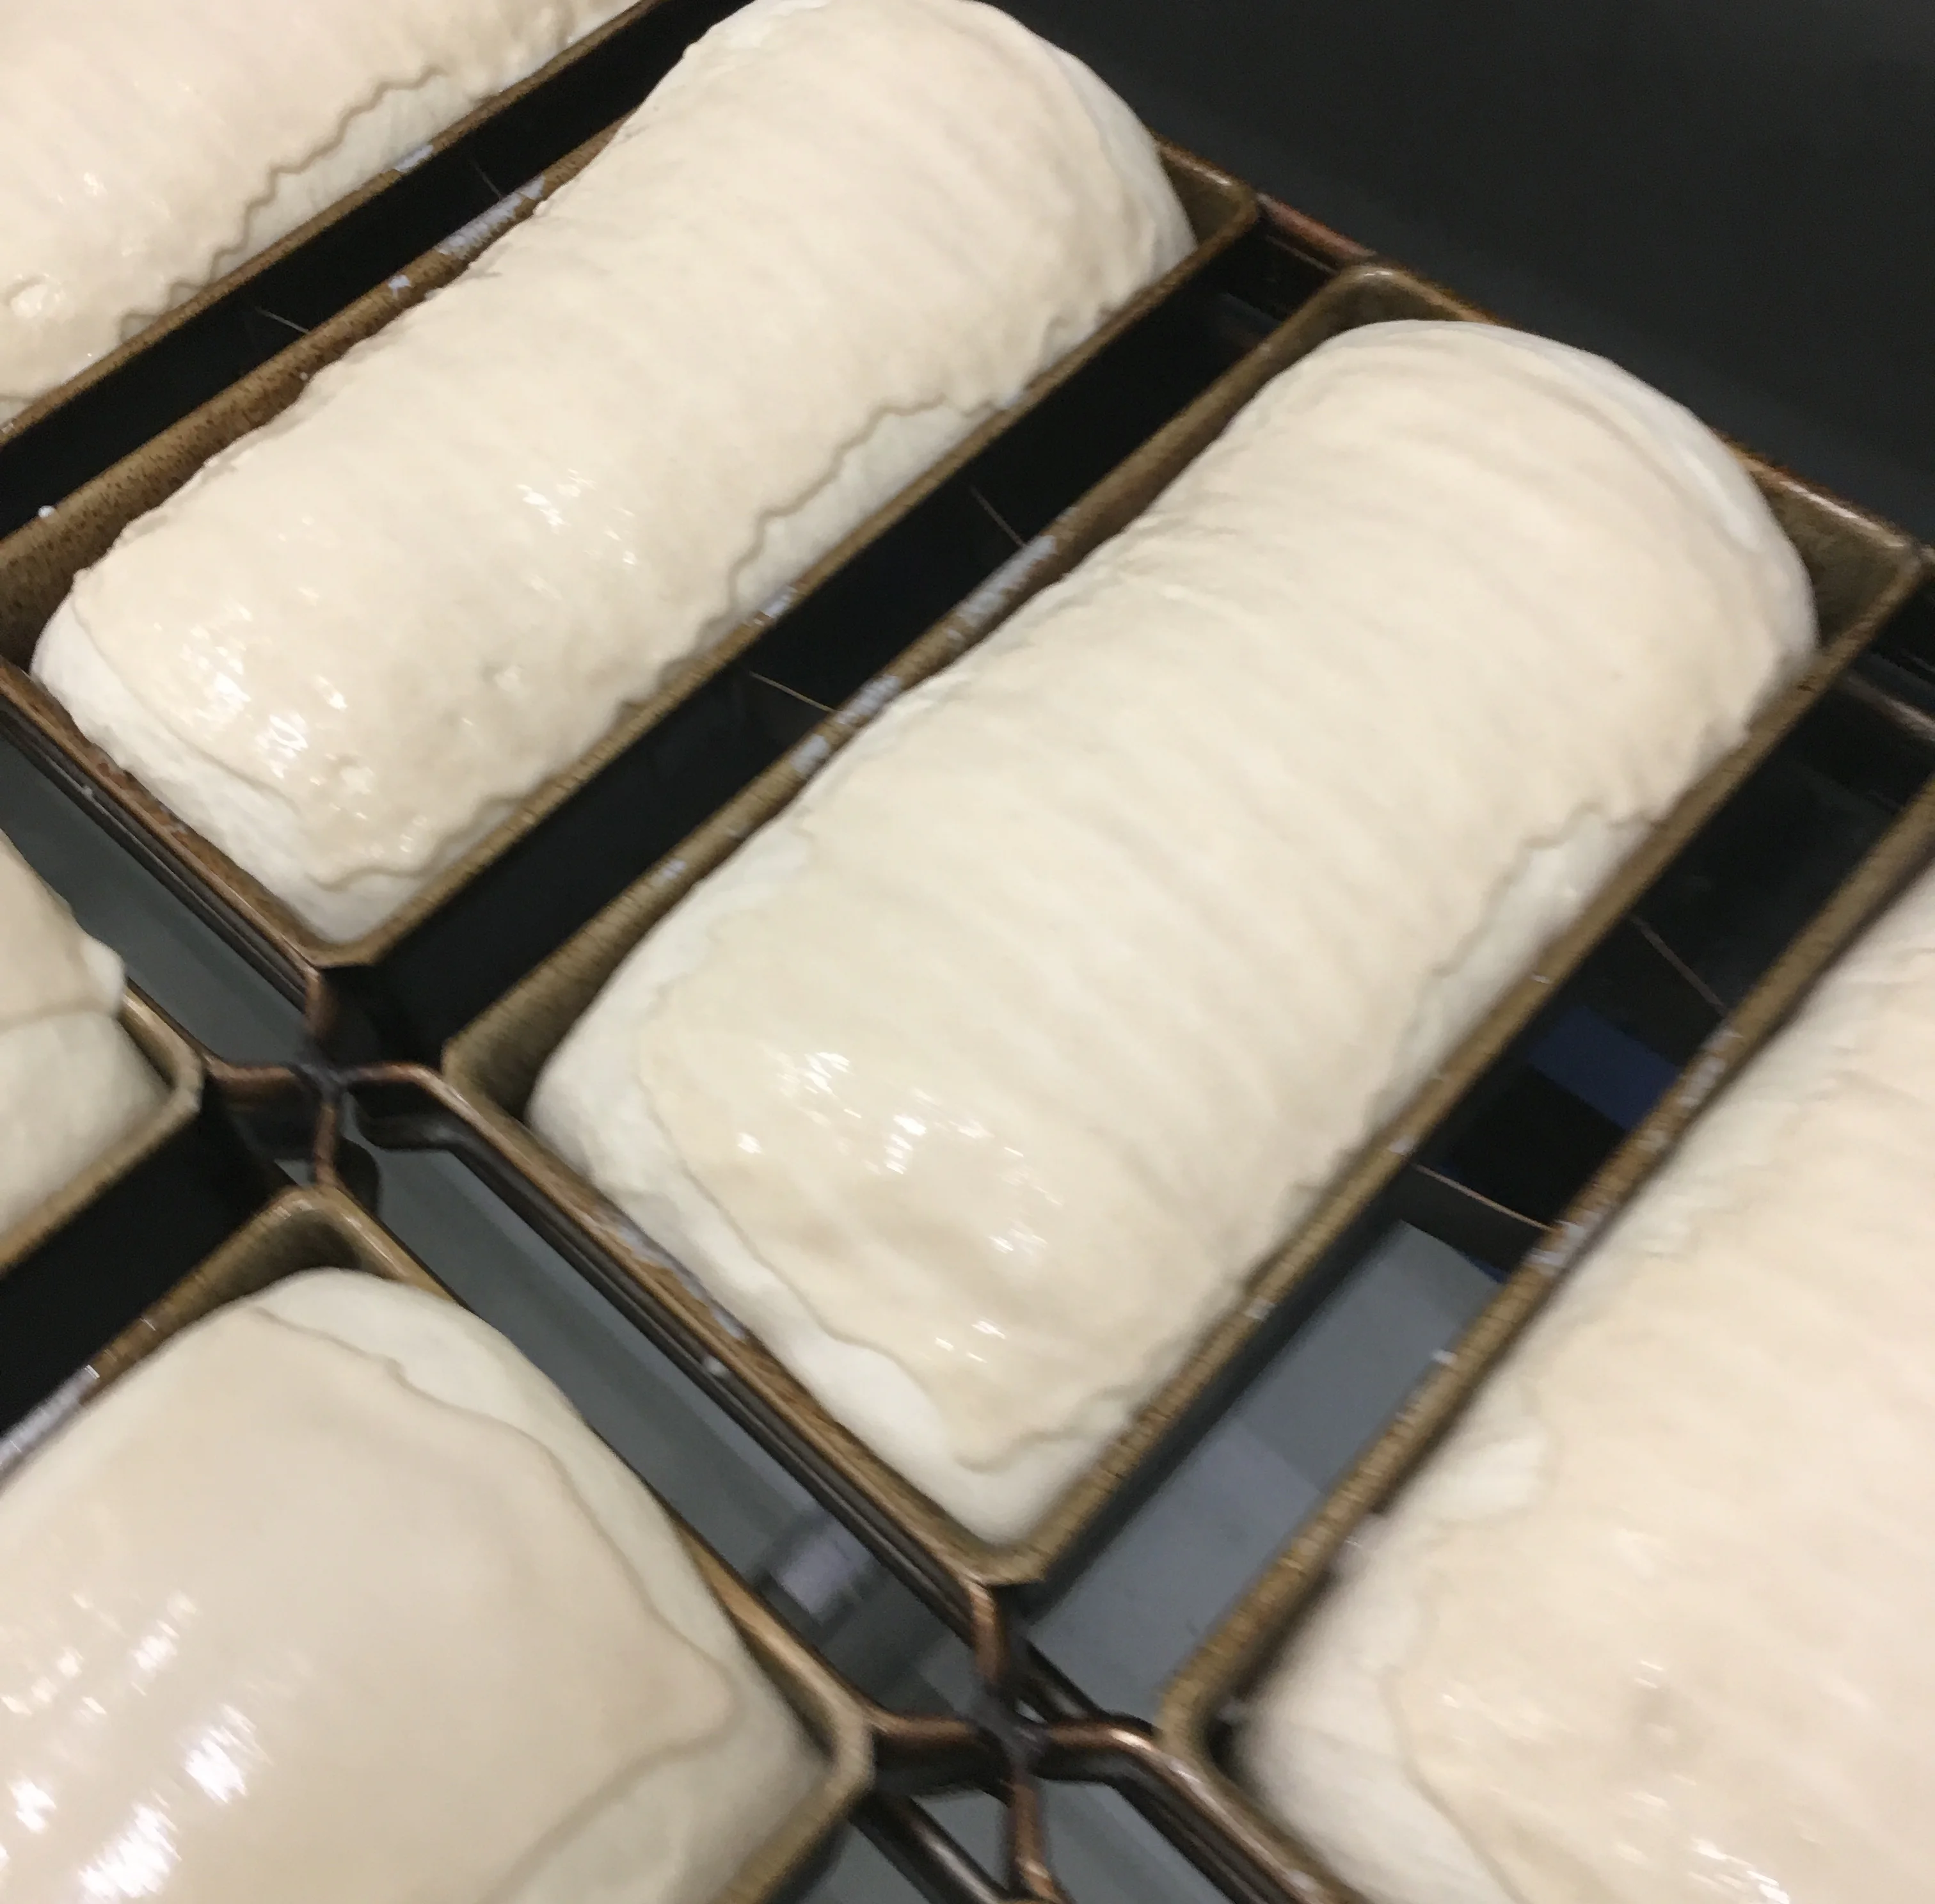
[
  {"x1": 31, "y1": 0, "x2": 1191, "y2": 940},
  {"x1": 0, "y1": 827, "x2": 163, "y2": 1241},
  {"x1": 0, "y1": 0, "x2": 633, "y2": 418},
  {"x1": 0, "y1": 1271, "x2": 820, "y2": 1904},
  {"x1": 1241, "y1": 861, "x2": 1935, "y2": 1904},
  {"x1": 531, "y1": 319, "x2": 1813, "y2": 1544}
]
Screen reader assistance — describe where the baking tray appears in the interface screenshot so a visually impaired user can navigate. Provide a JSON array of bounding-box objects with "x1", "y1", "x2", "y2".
[
  {"x1": 0, "y1": 114, "x2": 1255, "y2": 1036},
  {"x1": 0, "y1": 1182, "x2": 873, "y2": 1904},
  {"x1": 419, "y1": 261, "x2": 1923, "y2": 1612},
  {"x1": 0, "y1": 0, "x2": 705, "y2": 500},
  {"x1": 0, "y1": 988, "x2": 202, "y2": 1273},
  {"x1": 1129, "y1": 759, "x2": 1935, "y2": 1904},
  {"x1": 6, "y1": 173, "x2": 1933, "y2": 1904}
]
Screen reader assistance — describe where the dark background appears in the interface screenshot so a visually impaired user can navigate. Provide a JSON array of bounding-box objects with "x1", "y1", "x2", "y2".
[{"x1": 1005, "y1": 0, "x2": 1935, "y2": 541}]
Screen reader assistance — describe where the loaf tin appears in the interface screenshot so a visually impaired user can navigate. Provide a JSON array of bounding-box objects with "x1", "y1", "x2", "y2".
[
  {"x1": 1121, "y1": 761, "x2": 1935, "y2": 1904},
  {"x1": 418, "y1": 261, "x2": 1923, "y2": 1615},
  {"x1": 0, "y1": 114, "x2": 1256, "y2": 1026},
  {"x1": 0, "y1": 988, "x2": 202, "y2": 1274},
  {"x1": 0, "y1": 0, "x2": 692, "y2": 477},
  {"x1": 0, "y1": 1182, "x2": 873, "y2": 1904}
]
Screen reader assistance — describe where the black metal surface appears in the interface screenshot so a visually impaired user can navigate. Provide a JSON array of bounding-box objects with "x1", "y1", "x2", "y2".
[
  {"x1": 1001, "y1": 0, "x2": 1935, "y2": 545},
  {"x1": 353, "y1": 1059, "x2": 991, "y2": 1630},
  {"x1": 1400, "y1": 635, "x2": 1935, "y2": 1255},
  {"x1": 0, "y1": 1093, "x2": 279, "y2": 1430}
]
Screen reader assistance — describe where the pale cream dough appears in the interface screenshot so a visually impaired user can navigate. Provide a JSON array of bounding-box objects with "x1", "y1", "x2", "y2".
[
  {"x1": 0, "y1": 0, "x2": 635, "y2": 418},
  {"x1": 0, "y1": 1270, "x2": 820, "y2": 1904},
  {"x1": 1239, "y1": 864, "x2": 1935, "y2": 1904},
  {"x1": 0, "y1": 827, "x2": 163, "y2": 1240},
  {"x1": 530, "y1": 318, "x2": 1813, "y2": 1544},
  {"x1": 31, "y1": 0, "x2": 1191, "y2": 940}
]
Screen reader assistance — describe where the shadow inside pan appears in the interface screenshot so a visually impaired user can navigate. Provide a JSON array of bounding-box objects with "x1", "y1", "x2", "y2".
[{"x1": 1427, "y1": 585, "x2": 1935, "y2": 1251}]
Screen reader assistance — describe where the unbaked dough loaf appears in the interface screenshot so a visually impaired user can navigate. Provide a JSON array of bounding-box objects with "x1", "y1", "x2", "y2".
[
  {"x1": 0, "y1": 1269, "x2": 820, "y2": 1904},
  {"x1": 31, "y1": 0, "x2": 1191, "y2": 942},
  {"x1": 1239, "y1": 861, "x2": 1935, "y2": 1904},
  {"x1": 0, "y1": 827, "x2": 163, "y2": 1241},
  {"x1": 530, "y1": 319, "x2": 1813, "y2": 1544},
  {"x1": 0, "y1": 0, "x2": 634, "y2": 418}
]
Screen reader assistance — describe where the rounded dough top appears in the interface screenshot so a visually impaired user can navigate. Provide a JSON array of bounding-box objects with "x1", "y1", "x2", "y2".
[
  {"x1": 533, "y1": 315, "x2": 1810, "y2": 1540},
  {"x1": 42, "y1": 0, "x2": 1188, "y2": 936},
  {"x1": 0, "y1": 1270, "x2": 820, "y2": 1904},
  {"x1": 0, "y1": 0, "x2": 633, "y2": 416}
]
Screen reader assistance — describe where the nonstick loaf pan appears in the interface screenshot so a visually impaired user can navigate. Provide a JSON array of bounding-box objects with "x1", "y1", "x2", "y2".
[{"x1": 424, "y1": 261, "x2": 1924, "y2": 1608}]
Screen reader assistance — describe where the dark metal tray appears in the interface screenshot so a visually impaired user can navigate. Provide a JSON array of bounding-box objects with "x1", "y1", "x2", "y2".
[{"x1": 8, "y1": 159, "x2": 1935, "y2": 1904}]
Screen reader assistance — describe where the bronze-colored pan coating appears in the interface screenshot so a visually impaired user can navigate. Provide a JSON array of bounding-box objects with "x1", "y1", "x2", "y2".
[{"x1": 436, "y1": 260, "x2": 1924, "y2": 1599}]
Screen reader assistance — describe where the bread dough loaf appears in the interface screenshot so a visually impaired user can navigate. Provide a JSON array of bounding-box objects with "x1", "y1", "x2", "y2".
[
  {"x1": 530, "y1": 319, "x2": 1812, "y2": 1544},
  {"x1": 0, "y1": 828, "x2": 163, "y2": 1241},
  {"x1": 0, "y1": 1269, "x2": 820, "y2": 1904},
  {"x1": 31, "y1": 0, "x2": 1191, "y2": 942},
  {"x1": 1239, "y1": 866, "x2": 1935, "y2": 1904},
  {"x1": 0, "y1": 0, "x2": 634, "y2": 418}
]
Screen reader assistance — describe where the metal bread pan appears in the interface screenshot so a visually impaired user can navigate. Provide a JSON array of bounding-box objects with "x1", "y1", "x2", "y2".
[
  {"x1": 0, "y1": 987, "x2": 202, "y2": 1273},
  {"x1": 0, "y1": 990, "x2": 283, "y2": 1441},
  {"x1": 421, "y1": 260, "x2": 1922, "y2": 1611},
  {"x1": 0, "y1": 1183, "x2": 872, "y2": 1904},
  {"x1": 0, "y1": 125, "x2": 1255, "y2": 1028}
]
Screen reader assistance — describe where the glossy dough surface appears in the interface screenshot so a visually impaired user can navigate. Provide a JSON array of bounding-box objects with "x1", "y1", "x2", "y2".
[
  {"x1": 1241, "y1": 866, "x2": 1935, "y2": 1904},
  {"x1": 532, "y1": 319, "x2": 1812, "y2": 1543},
  {"x1": 0, "y1": 829, "x2": 162, "y2": 1240},
  {"x1": 33, "y1": 0, "x2": 1190, "y2": 940},
  {"x1": 0, "y1": 1271, "x2": 819, "y2": 1904},
  {"x1": 0, "y1": 0, "x2": 632, "y2": 418}
]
